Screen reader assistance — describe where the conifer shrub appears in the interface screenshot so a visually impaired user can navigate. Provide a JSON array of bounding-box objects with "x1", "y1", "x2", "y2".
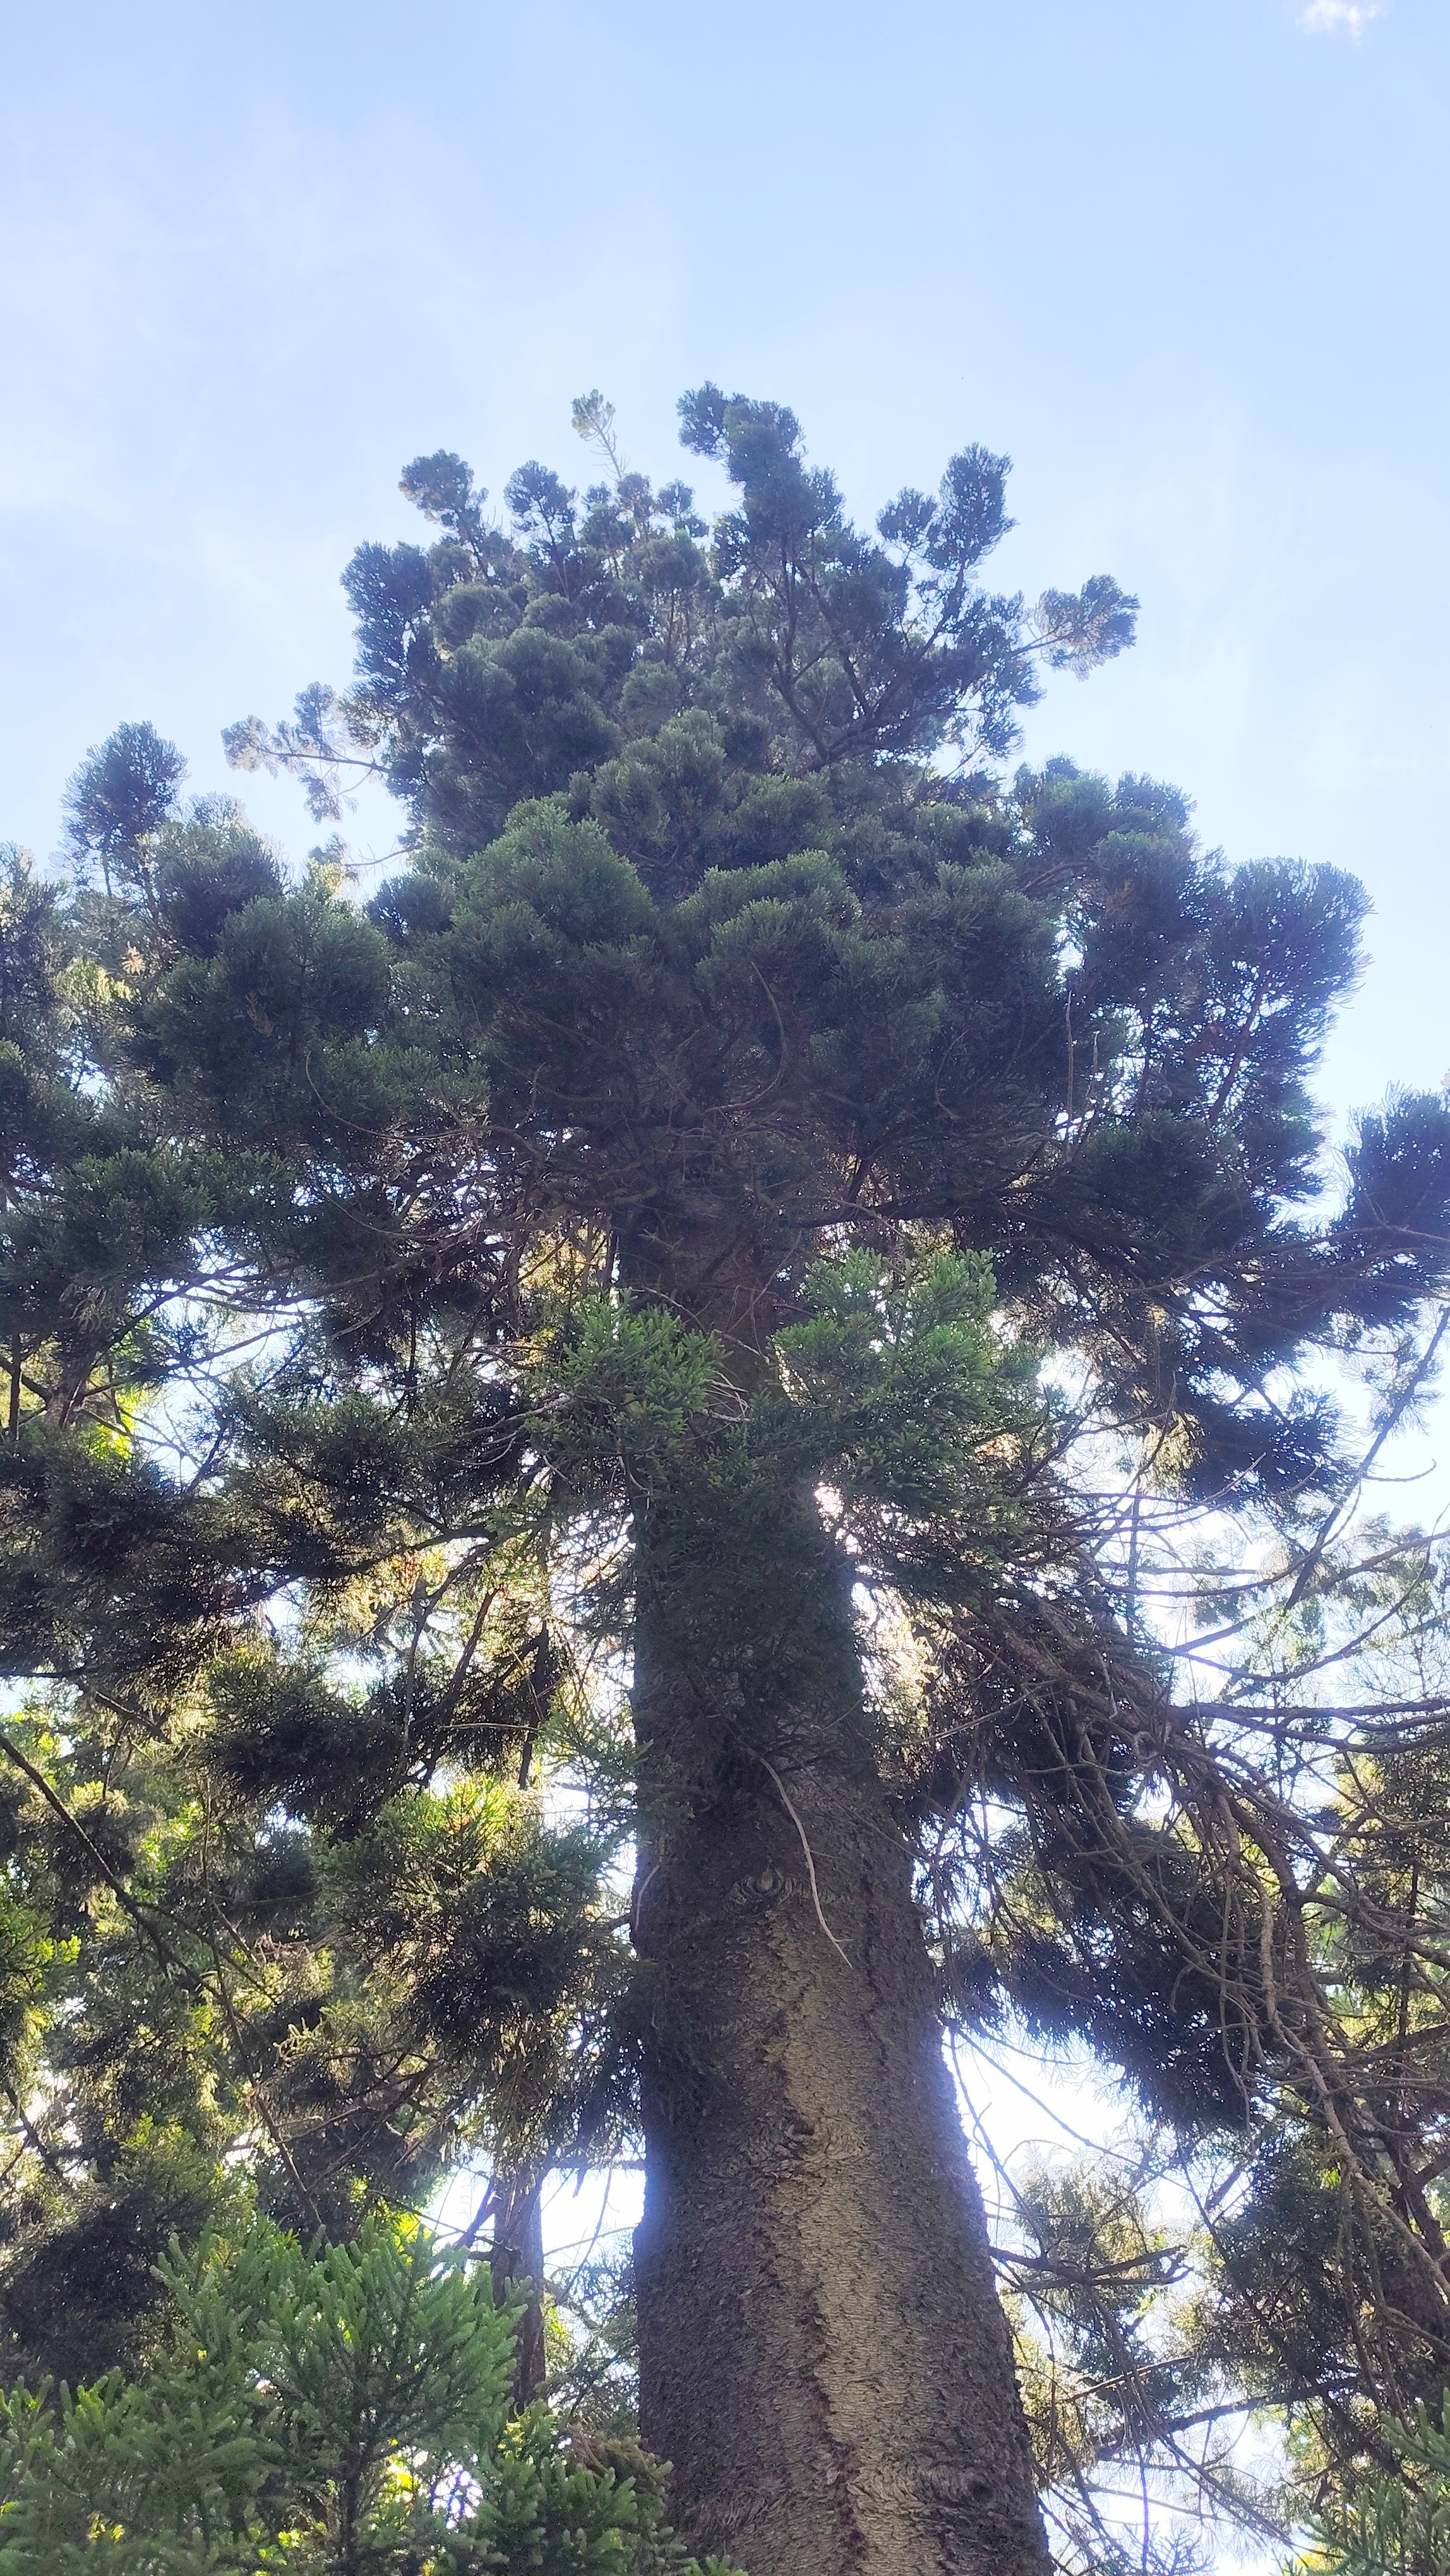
[{"x1": 0, "y1": 2208, "x2": 741, "y2": 2575}]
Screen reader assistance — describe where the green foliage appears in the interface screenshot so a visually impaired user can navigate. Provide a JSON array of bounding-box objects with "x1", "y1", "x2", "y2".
[
  {"x1": 536, "y1": 1248, "x2": 1033, "y2": 1530},
  {"x1": 541, "y1": 1304, "x2": 722, "y2": 1497},
  {"x1": 64, "y1": 723, "x2": 186, "y2": 893},
  {"x1": 6, "y1": 385, "x2": 1450, "y2": 2565},
  {"x1": 1303, "y1": 2398, "x2": 1450, "y2": 2574},
  {"x1": 0, "y1": 2209, "x2": 741, "y2": 2575},
  {"x1": 762, "y1": 1244, "x2": 1034, "y2": 1520}
]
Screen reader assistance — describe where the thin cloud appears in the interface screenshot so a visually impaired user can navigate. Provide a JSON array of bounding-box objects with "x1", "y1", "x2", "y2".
[{"x1": 1297, "y1": 0, "x2": 1388, "y2": 31}]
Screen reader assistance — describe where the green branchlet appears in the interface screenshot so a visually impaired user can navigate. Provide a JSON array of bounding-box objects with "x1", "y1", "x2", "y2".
[{"x1": 0, "y1": 2209, "x2": 743, "y2": 2575}]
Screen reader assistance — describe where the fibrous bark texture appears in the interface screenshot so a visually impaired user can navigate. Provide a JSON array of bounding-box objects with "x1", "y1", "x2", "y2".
[
  {"x1": 632, "y1": 1483, "x2": 1050, "y2": 2576},
  {"x1": 491, "y1": 2162, "x2": 548, "y2": 2409}
]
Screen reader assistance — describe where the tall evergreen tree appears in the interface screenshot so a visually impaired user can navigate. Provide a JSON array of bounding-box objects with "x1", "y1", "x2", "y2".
[{"x1": 4, "y1": 388, "x2": 1450, "y2": 2572}]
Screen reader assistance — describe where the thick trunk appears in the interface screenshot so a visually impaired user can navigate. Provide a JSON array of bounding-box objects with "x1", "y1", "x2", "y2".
[{"x1": 632, "y1": 1476, "x2": 1050, "y2": 2576}]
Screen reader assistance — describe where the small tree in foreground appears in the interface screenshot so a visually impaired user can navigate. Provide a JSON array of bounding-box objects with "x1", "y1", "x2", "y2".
[{"x1": 0, "y1": 2209, "x2": 737, "y2": 2575}]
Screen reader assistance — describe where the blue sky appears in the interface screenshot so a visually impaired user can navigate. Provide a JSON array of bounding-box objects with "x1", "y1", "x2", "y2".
[{"x1": 3, "y1": 0, "x2": 1447, "y2": 1134}]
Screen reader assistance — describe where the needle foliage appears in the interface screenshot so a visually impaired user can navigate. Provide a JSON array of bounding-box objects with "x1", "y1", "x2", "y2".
[{"x1": 2, "y1": 387, "x2": 1450, "y2": 2563}]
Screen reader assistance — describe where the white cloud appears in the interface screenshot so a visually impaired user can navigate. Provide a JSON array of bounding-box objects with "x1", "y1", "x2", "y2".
[{"x1": 1297, "y1": 0, "x2": 1388, "y2": 32}]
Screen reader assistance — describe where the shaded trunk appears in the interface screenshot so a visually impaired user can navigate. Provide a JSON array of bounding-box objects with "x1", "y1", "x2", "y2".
[
  {"x1": 490, "y1": 2161, "x2": 548, "y2": 2409},
  {"x1": 632, "y1": 1474, "x2": 1049, "y2": 2576}
]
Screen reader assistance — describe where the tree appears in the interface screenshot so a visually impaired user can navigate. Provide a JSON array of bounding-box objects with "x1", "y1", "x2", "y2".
[
  {"x1": 0, "y1": 2204, "x2": 741, "y2": 2573},
  {"x1": 1301, "y1": 2395, "x2": 1450, "y2": 2574},
  {"x1": 3, "y1": 387, "x2": 1450, "y2": 2572},
  {"x1": 949, "y1": 1488, "x2": 1450, "y2": 2566}
]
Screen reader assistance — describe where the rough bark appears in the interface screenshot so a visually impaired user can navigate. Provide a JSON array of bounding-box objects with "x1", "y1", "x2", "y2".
[
  {"x1": 490, "y1": 2161, "x2": 548, "y2": 2408},
  {"x1": 631, "y1": 1475, "x2": 1050, "y2": 2576}
]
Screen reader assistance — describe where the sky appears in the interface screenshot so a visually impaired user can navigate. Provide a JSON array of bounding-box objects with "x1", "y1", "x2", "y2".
[{"x1": 3, "y1": 0, "x2": 1448, "y2": 1133}]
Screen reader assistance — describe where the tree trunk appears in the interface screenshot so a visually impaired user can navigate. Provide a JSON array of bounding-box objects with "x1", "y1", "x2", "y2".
[
  {"x1": 631, "y1": 1472, "x2": 1050, "y2": 2576},
  {"x1": 490, "y1": 2161, "x2": 548, "y2": 2409}
]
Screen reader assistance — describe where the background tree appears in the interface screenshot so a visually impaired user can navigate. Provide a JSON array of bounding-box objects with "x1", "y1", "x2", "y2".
[{"x1": 3, "y1": 390, "x2": 1450, "y2": 2572}]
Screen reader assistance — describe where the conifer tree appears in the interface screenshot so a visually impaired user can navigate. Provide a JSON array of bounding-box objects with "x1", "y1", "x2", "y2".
[
  {"x1": 4, "y1": 389, "x2": 1450, "y2": 2573},
  {"x1": 0, "y1": 2205, "x2": 741, "y2": 2573}
]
